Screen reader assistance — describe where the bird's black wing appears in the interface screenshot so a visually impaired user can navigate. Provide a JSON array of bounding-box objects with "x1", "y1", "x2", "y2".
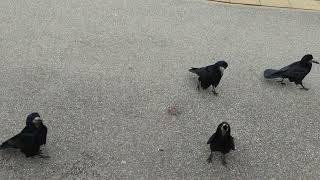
[
  {"x1": 199, "y1": 68, "x2": 213, "y2": 89},
  {"x1": 207, "y1": 66, "x2": 222, "y2": 87},
  {"x1": 19, "y1": 132, "x2": 41, "y2": 157},
  {"x1": 281, "y1": 65, "x2": 310, "y2": 82},
  {"x1": 207, "y1": 133, "x2": 216, "y2": 144},
  {"x1": 264, "y1": 62, "x2": 298, "y2": 79},
  {"x1": 0, "y1": 126, "x2": 34, "y2": 149},
  {"x1": 1, "y1": 127, "x2": 41, "y2": 157},
  {"x1": 0, "y1": 133, "x2": 25, "y2": 149},
  {"x1": 39, "y1": 125, "x2": 47, "y2": 146},
  {"x1": 190, "y1": 66, "x2": 212, "y2": 89},
  {"x1": 189, "y1": 67, "x2": 206, "y2": 76}
]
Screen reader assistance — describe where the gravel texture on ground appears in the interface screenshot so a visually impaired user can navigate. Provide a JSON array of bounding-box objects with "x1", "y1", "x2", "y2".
[{"x1": 0, "y1": 0, "x2": 319, "y2": 179}]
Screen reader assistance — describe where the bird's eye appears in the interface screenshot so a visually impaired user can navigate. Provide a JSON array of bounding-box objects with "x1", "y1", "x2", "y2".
[{"x1": 223, "y1": 125, "x2": 228, "y2": 130}]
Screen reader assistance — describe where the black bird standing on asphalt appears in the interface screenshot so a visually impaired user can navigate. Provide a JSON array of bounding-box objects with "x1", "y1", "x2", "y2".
[
  {"x1": 207, "y1": 122, "x2": 235, "y2": 166},
  {"x1": 264, "y1": 54, "x2": 319, "y2": 90},
  {"x1": 189, "y1": 61, "x2": 228, "y2": 95},
  {"x1": 0, "y1": 113, "x2": 48, "y2": 158}
]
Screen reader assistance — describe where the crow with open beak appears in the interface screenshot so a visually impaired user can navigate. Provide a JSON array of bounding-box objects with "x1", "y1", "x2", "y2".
[{"x1": 207, "y1": 122, "x2": 235, "y2": 166}]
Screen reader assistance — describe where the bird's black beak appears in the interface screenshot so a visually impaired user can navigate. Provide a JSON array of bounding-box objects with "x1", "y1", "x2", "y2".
[{"x1": 312, "y1": 60, "x2": 319, "y2": 64}]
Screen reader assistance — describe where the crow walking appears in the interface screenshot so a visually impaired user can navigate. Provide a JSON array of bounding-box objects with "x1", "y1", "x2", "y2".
[
  {"x1": 0, "y1": 113, "x2": 48, "y2": 158},
  {"x1": 264, "y1": 54, "x2": 319, "y2": 90},
  {"x1": 189, "y1": 61, "x2": 228, "y2": 95},
  {"x1": 207, "y1": 122, "x2": 235, "y2": 166}
]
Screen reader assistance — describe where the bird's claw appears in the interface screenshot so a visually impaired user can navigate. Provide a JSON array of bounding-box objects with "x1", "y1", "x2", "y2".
[
  {"x1": 277, "y1": 79, "x2": 286, "y2": 85},
  {"x1": 38, "y1": 154, "x2": 51, "y2": 159},
  {"x1": 212, "y1": 87, "x2": 218, "y2": 96},
  {"x1": 221, "y1": 154, "x2": 227, "y2": 167},
  {"x1": 300, "y1": 87, "x2": 309, "y2": 91},
  {"x1": 277, "y1": 81, "x2": 285, "y2": 85}
]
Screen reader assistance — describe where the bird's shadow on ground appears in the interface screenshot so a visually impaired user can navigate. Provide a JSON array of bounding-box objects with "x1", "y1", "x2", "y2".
[
  {"x1": 0, "y1": 148, "x2": 51, "y2": 162},
  {"x1": 261, "y1": 78, "x2": 297, "y2": 91},
  {"x1": 0, "y1": 149, "x2": 20, "y2": 161},
  {"x1": 204, "y1": 151, "x2": 236, "y2": 170}
]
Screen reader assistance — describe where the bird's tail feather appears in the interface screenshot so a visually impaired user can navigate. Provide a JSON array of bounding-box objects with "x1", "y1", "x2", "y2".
[
  {"x1": 264, "y1": 69, "x2": 282, "y2": 79},
  {"x1": 189, "y1": 67, "x2": 198, "y2": 74},
  {"x1": 0, "y1": 142, "x2": 8, "y2": 149},
  {"x1": 0, "y1": 140, "x2": 17, "y2": 149}
]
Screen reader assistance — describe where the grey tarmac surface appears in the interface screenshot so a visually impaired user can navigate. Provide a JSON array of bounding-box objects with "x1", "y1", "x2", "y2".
[{"x1": 0, "y1": 0, "x2": 320, "y2": 179}]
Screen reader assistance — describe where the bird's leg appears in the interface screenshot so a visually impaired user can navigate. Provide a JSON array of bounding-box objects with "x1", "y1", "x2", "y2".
[
  {"x1": 197, "y1": 81, "x2": 200, "y2": 90},
  {"x1": 207, "y1": 151, "x2": 213, "y2": 163},
  {"x1": 212, "y1": 87, "x2": 218, "y2": 96},
  {"x1": 299, "y1": 83, "x2": 309, "y2": 91},
  {"x1": 38, "y1": 154, "x2": 50, "y2": 159},
  {"x1": 37, "y1": 151, "x2": 50, "y2": 159},
  {"x1": 277, "y1": 78, "x2": 285, "y2": 85},
  {"x1": 221, "y1": 153, "x2": 227, "y2": 167}
]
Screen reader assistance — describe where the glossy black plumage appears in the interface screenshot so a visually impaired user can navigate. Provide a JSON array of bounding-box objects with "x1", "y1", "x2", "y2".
[
  {"x1": 0, "y1": 113, "x2": 47, "y2": 157},
  {"x1": 264, "y1": 54, "x2": 319, "y2": 90},
  {"x1": 189, "y1": 61, "x2": 228, "y2": 95},
  {"x1": 207, "y1": 122, "x2": 235, "y2": 166}
]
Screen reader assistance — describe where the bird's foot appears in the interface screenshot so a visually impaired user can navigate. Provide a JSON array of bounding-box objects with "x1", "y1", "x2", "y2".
[
  {"x1": 207, "y1": 153, "x2": 213, "y2": 163},
  {"x1": 299, "y1": 83, "x2": 309, "y2": 91},
  {"x1": 212, "y1": 89, "x2": 218, "y2": 96},
  {"x1": 277, "y1": 79, "x2": 286, "y2": 85},
  {"x1": 221, "y1": 154, "x2": 227, "y2": 167},
  {"x1": 38, "y1": 154, "x2": 51, "y2": 159},
  {"x1": 277, "y1": 81, "x2": 285, "y2": 85}
]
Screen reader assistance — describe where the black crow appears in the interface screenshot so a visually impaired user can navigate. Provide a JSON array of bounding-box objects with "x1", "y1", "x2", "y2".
[
  {"x1": 189, "y1": 61, "x2": 228, "y2": 95},
  {"x1": 207, "y1": 122, "x2": 235, "y2": 166},
  {"x1": 264, "y1": 54, "x2": 319, "y2": 90},
  {"x1": 0, "y1": 113, "x2": 48, "y2": 158}
]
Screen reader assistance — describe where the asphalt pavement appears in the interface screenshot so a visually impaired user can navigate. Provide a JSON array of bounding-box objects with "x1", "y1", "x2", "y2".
[{"x1": 0, "y1": 0, "x2": 320, "y2": 179}]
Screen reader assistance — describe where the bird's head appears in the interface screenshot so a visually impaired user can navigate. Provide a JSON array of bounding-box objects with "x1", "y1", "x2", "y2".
[
  {"x1": 217, "y1": 122, "x2": 231, "y2": 136},
  {"x1": 26, "y1": 112, "x2": 43, "y2": 128},
  {"x1": 215, "y1": 61, "x2": 228, "y2": 69},
  {"x1": 301, "y1": 54, "x2": 319, "y2": 64}
]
